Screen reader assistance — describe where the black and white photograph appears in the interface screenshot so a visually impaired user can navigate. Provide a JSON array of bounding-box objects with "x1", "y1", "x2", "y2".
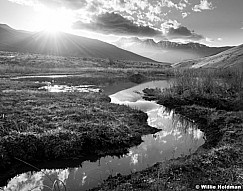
[{"x1": 0, "y1": 0, "x2": 243, "y2": 190}]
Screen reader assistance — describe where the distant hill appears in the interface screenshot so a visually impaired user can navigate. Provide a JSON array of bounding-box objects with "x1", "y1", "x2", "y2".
[
  {"x1": 0, "y1": 24, "x2": 156, "y2": 62},
  {"x1": 173, "y1": 44, "x2": 243, "y2": 69},
  {"x1": 115, "y1": 37, "x2": 233, "y2": 63}
]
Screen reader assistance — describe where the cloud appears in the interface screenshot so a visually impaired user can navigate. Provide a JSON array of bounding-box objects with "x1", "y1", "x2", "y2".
[
  {"x1": 192, "y1": 0, "x2": 215, "y2": 12},
  {"x1": 8, "y1": 0, "x2": 211, "y2": 28},
  {"x1": 72, "y1": 12, "x2": 162, "y2": 37},
  {"x1": 217, "y1": 38, "x2": 222, "y2": 41},
  {"x1": 205, "y1": 37, "x2": 214, "y2": 42},
  {"x1": 161, "y1": 20, "x2": 181, "y2": 31},
  {"x1": 182, "y1": 12, "x2": 189, "y2": 18},
  {"x1": 8, "y1": 0, "x2": 35, "y2": 6},
  {"x1": 8, "y1": 0, "x2": 208, "y2": 42},
  {"x1": 8, "y1": 0, "x2": 87, "y2": 10},
  {"x1": 159, "y1": 0, "x2": 188, "y2": 10},
  {"x1": 166, "y1": 26, "x2": 204, "y2": 41},
  {"x1": 40, "y1": 0, "x2": 87, "y2": 10},
  {"x1": 85, "y1": 1, "x2": 104, "y2": 13}
]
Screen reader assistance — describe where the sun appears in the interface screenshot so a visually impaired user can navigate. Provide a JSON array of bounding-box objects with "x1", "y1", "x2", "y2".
[
  {"x1": 43, "y1": 18, "x2": 68, "y2": 34},
  {"x1": 34, "y1": 7, "x2": 74, "y2": 34},
  {"x1": 43, "y1": 21, "x2": 63, "y2": 34}
]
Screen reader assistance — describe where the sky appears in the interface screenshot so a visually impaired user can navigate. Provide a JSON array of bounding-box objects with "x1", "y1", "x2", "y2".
[{"x1": 0, "y1": 0, "x2": 242, "y2": 47}]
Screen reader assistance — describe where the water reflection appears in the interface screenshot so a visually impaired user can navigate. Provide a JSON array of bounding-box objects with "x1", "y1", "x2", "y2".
[
  {"x1": 11, "y1": 74, "x2": 79, "y2": 79},
  {"x1": 2, "y1": 80, "x2": 204, "y2": 191},
  {"x1": 39, "y1": 84, "x2": 100, "y2": 93},
  {"x1": 3, "y1": 169, "x2": 69, "y2": 191}
]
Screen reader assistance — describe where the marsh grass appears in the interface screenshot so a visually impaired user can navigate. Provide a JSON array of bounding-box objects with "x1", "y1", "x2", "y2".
[
  {"x1": 170, "y1": 68, "x2": 243, "y2": 96},
  {"x1": 144, "y1": 68, "x2": 243, "y2": 110},
  {"x1": 0, "y1": 51, "x2": 170, "y2": 77},
  {"x1": 0, "y1": 51, "x2": 173, "y2": 83}
]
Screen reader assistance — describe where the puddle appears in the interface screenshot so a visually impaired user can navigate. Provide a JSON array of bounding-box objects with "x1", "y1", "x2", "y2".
[
  {"x1": 11, "y1": 75, "x2": 77, "y2": 79},
  {"x1": 1, "y1": 80, "x2": 205, "y2": 191},
  {"x1": 38, "y1": 84, "x2": 100, "y2": 93}
]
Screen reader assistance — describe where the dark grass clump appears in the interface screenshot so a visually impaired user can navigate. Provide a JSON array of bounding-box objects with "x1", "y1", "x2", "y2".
[{"x1": 129, "y1": 73, "x2": 147, "y2": 83}]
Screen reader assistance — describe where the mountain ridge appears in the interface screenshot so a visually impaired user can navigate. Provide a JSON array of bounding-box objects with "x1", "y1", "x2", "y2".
[
  {"x1": 0, "y1": 24, "x2": 157, "y2": 63},
  {"x1": 115, "y1": 37, "x2": 233, "y2": 63},
  {"x1": 117, "y1": 37, "x2": 233, "y2": 49},
  {"x1": 173, "y1": 44, "x2": 243, "y2": 69}
]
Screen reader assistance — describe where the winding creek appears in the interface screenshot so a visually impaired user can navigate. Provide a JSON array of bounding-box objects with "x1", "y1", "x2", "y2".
[{"x1": 2, "y1": 77, "x2": 205, "y2": 191}]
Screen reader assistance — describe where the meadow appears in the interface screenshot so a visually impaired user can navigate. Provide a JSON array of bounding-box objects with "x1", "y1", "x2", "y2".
[
  {"x1": 1, "y1": 50, "x2": 243, "y2": 190},
  {"x1": 0, "y1": 51, "x2": 171, "y2": 77}
]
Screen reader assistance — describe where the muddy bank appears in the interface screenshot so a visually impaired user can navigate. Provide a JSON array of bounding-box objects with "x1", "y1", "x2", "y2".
[
  {"x1": 0, "y1": 79, "x2": 160, "y2": 185},
  {"x1": 91, "y1": 89, "x2": 243, "y2": 190}
]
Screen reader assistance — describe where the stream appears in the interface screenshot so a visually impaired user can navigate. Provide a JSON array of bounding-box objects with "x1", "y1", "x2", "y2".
[{"x1": 2, "y1": 78, "x2": 205, "y2": 191}]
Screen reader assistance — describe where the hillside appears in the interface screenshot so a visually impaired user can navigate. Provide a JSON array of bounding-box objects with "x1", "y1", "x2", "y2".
[
  {"x1": 115, "y1": 37, "x2": 232, "y2": 63},
  {"x1": 173, "y1": 44, "x2": 243, "y2": 69},
  {"x1": 0, "y1": 24, "x2": 156, "y2": 62}
]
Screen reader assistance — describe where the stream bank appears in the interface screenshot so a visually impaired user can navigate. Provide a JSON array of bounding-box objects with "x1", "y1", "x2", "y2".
[
  {"x1": 91, "y1": 71, "x2": 243, "y2": 190},
  {"x1": 91, "y1": 105, "x2": 243, "y2": 191}
]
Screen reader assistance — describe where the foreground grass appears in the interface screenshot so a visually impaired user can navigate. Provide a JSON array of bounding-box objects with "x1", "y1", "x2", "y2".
[
  {"x1": 0, "y1": 79, "x2": 159, "y2": 183},
  {"x1": 92, "y1": 68, "x2": 243, "y2": 190}
]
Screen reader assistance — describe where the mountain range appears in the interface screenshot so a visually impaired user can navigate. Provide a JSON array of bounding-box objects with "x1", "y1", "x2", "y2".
[
  {"x1": 173, "y1": 44, "x2": 243, "y2": 69},
  {"x1": 0, "y1": 24, "x2": 155, "y2": 62},
  {"x1": 114, "y1": 37, "x2": 233, "y2": 63}
]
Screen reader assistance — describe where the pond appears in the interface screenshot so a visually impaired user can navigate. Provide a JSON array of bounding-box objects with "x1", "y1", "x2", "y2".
[{"x1": 2, "y1": 78, "x2": 205, "y2": 191}]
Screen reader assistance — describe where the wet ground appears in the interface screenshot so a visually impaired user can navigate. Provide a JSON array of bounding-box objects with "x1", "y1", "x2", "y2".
[{"x1": 1, "y1": 77, "x2": 204, "y2": 191}]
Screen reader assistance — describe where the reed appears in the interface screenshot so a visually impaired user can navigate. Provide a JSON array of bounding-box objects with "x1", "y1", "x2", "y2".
[
  {"x1": 169, "y1": 68, "x2": 243, "y2": 97},
  {"x1": 143, "y1": 68, "x2": 243, "y2": 111}
]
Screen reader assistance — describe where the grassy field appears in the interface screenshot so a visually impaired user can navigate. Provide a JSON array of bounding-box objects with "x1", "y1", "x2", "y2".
[
  {"x1": 0, "y1": 51, "x2": 171, "y2": 77},
  {"x1": 92, "y1": 68, "x2": 243, "y2": 190}
]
